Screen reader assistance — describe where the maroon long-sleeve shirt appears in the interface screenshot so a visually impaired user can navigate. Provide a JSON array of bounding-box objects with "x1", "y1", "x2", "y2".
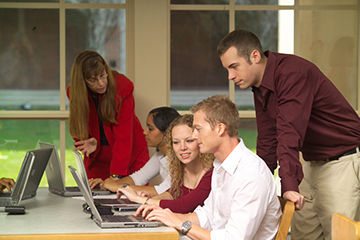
[
  {"x1": 254, "y1": 51, "x2": 360, "y2": 195},
  {"x1": 159, "y1": 168, "x2": 213, "y2": 214}
]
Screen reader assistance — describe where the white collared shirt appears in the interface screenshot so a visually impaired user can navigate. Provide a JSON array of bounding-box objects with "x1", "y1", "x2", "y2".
[{"x1": 194, "y1": 139, "x2": 281, "y2": 240}]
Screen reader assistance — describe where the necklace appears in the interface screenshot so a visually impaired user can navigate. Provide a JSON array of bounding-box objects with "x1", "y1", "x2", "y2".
[{"x1": 186, "y1": 169, "x2": 204, "y2": 192}]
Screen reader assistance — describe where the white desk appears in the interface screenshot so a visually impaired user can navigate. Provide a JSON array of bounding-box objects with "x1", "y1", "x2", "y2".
[{"x1": 0, "y1": 188, "x2": 179, "y2": 240}]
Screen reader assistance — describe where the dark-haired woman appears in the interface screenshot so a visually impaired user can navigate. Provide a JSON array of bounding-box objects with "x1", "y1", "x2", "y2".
[{"x1": 94, "y1": 107, "x2": 180, "y2": 197}]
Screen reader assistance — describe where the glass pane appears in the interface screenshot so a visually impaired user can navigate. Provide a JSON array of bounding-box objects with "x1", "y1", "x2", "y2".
[
  {"x1": 235, "y1": 0, "x2": 280, "y2": 5},
  {"x1": 0, "y1": 120, "x2": 60, "y2": 188},
  {"x1": 171, "y1": 0, "x2": 294, "y2": 5},
  {"x1": 278, "y1": 0, "x2": 294, "y2": 5},
  {"x1": 299, "y1": 0, "x2": 357, "y2": 5},
  {"x1": 0, "y1": 0, "x2": 58, "y2": 2},
  {"x1": 65, "y1": 0, "x2": 125, "y2": 3},
  {"x1": 0, "y1": 9, "x2": 60, "y2": 110},
  {"x1": 170, "y1": 10, "x2": 229, "y2": 110},
  {"x1": 65, "y1": 120, "x2": 77, "y2": 186},
  {"x1": 278, "y1": 10, "x2": 294, "y2": 54},
  {"x1": 66, "y1": 8, "x2": 126, "y2": 88},
  {"x1": 234, "y1": 10, "x2": 279, "y2": 110},
  {"x1": 171, "y1": 0, "x2": 229, "y2": 4},
  {"x1": 238, "y1": 119, "x2": 257, "y2": 153},
  {"x1": 298, "y1": 10, "x2": 358, "y2": 109},
  {"x1": 0, "y1": 120, "x2": 78, "y2": 187},
  {"x1": 171, "y1": 0, "x2": 288, "y2": 5}
]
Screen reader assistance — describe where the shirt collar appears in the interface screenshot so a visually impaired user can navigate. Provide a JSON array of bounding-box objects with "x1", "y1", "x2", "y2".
[
  {"x1": 252, "y1": 50, "x2": 275, "y2": 93},
  {"x1": 213, "y1": 139, "x2": 246, "y2": 176}
]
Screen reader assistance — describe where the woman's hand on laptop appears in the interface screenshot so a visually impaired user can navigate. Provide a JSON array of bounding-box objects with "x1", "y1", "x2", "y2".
[
  {"x1": 117, "y1": 185, "x2": 140, "y2": 203},
  {"x1": 137, "y1": 190, "x2": 151, "y2": 197},
  {"x1": 89, "y1": 178, "x2": 103, "y2": 189},
  {"x1": 101, "y1": 178, "x2": 120, "y2": 192},
  {"x1": 0, "y1": 177, "x2": 15, "y2": 193},
  {"x1": 74, "y1": 137, "x2": 97, "y2": 157}
]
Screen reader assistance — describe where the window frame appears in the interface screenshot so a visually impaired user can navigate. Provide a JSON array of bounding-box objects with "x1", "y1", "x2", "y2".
[
  {"x1": 0, "y1": 0, "x2": 132, "y2": 175},
  {"x1": 169, "y1": 0, "x2": 360, "y2": 117}
]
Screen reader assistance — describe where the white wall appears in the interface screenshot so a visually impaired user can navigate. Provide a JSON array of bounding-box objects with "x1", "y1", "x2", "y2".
[{"x1": 133, "y1": 0, "x2": 169, "y2": 130}]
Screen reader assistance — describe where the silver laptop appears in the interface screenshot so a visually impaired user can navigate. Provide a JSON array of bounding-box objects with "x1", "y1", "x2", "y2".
[
  {"x1": 39, "y1": 142, "x2": 82, "y2": 197},
  {"x1": 68, "y1": 165, "x2": 159, "y2": 228},
  {"x1": 73, "y1": 150, "x2": 140, "y2": 206},
  {"x1": 72, "y1": 150, "x2": 110, "y2": 196},
  {"x1": 21, "y1": 148, "x2": 53, "y2": 199},
  {"x1": 0, "y1": 151, "x2": 35, "y2": 208}
]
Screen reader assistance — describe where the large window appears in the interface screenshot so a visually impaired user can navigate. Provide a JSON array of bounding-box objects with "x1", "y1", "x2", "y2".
[
  {"x1": 0, "y1": 0, "x2": 359, "y2": 186},
  {"x1": 170, "y1": 0, "x2": 359, "y2": 112},
  {"x1": 0, "y1": 0, "x2": 127, "y2": 186},
  {"x1": 170, "y1": 0, "x2": 359, "y2": 151}
]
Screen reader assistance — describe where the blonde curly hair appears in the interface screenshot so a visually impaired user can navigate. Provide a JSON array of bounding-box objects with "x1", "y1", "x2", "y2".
[{"x1": 165, "y1": 114, "x2": 215, "y2": 199}]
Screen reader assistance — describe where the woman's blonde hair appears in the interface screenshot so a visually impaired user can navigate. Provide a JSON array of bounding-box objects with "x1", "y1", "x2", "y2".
[
  {"x1": 68, "y1": 50, "x2": 120, "y2": 140},
  {"x1": 166, "y1": 114, "x2": 215, "y2": 199}
]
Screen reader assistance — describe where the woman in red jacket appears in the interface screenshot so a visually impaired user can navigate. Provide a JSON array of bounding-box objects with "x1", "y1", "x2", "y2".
[{"x1": 67, "y1": 50, "x2": 149, "y2": 180}]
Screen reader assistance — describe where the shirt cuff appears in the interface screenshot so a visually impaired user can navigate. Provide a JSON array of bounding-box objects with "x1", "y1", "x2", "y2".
[
  {"x1": 194, "y1": 207, "x2": 210, "y2": 229},
  {"x1": 281, "y1": 177, "x2": 300, "y2": 196}
]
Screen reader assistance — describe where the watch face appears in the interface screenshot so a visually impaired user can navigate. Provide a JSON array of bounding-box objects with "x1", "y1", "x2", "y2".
[
  {"x1": 182, "y1": 221, "x2": 192, "y2": 235},
  {"x1": 183, "y1": 221, "x2": 191, "y2": 229}
]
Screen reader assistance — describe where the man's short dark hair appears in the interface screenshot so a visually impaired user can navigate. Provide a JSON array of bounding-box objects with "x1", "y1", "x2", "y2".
[{"x1": 217, "y1": 29, "x2": 265, "y2": 64}]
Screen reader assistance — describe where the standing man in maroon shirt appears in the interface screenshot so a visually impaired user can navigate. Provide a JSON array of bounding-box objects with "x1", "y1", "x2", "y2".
[{"x1": 217, "y1": 29, "x2": 360, "y2": 240}]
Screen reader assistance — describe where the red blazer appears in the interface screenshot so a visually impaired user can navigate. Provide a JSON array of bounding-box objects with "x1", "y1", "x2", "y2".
[{"x1": 67, "y1": 71, "x2": 149, "y2": 176}]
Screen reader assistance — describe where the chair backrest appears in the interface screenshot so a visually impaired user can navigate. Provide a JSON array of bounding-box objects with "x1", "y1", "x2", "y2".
[
  {"x1": 332, "y1": 213, "x2": 360, "y2": 240},
  {"x1": 275, "y1": 196, "x2": 295, "y2": 240}
]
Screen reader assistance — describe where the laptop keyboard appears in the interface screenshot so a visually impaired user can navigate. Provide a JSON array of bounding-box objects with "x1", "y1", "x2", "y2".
[
  {"x1": 94, "y1": 199, "x2": 120, "y2": 205},
  {"x1": 102, "y1": 215, "x2": 134, "y2": 222},
  {"x1": 0, "y1": 199, "x2": 14, "y2": 207}
]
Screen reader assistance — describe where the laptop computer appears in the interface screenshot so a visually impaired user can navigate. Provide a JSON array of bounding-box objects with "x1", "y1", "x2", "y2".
[
  {"x1": 73, "y1": 150, "x2": 140, "y2": 206},
  {"x1": 68, "y1": 165, "x2": 159, "y2": 228},
  {"x1": 72, "y1": 150, "x2": 110, "y2": 196},
  {"x1": 0, "y1": 151, "x2": 35, "y2": 208},
  {"x1": 39, "y1": 142, "x2": 82, "y2": 197},
  {"x1": 22, "y1": 148, "x2": 53, "y2": 199}
]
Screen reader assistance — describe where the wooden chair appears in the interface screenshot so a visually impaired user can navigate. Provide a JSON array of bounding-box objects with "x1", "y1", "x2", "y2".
[
  {"x1": 332, "y1": 213, "x2": 360, "y2": 240},
  {"x1": 275, "y1": 196, "x2": 295, "y2": 240}
]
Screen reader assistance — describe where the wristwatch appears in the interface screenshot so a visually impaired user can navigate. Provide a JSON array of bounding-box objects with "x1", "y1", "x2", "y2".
[{"x1": 181, "y1": 221, "x2": 192, "y2": 235}]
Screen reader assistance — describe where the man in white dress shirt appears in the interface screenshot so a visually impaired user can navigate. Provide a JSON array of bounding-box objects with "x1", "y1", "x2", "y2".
[{"x1": 135, "y1": 95, "x2": 281, "y2": 240}]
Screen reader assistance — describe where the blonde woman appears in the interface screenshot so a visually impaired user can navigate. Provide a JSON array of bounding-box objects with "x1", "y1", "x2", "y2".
[
  {"x1": 117, "y1": 114, "x2": 214, "y2": 213},
  {"x1": 67, "y1": 50, "x2": 149, "y2": 180}
]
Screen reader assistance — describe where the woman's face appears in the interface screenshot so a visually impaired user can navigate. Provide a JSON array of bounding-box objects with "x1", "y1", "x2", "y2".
[
  {"x1": 143, "y1": 114, "x2": 164, "y2": 148},
  {"x1": 85, "y1": 71, "x2": 108, "y2": 95},
  {"x1": 172, "y1": 124, "x2": 200, "y2": 165}
]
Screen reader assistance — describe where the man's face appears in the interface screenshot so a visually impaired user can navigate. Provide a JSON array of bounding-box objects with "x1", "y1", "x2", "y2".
[
  {"x1": 192, "y1": 110, "x2": 219, "y2": 154},
  {"x1": 220, "y1": 46, "x2": 261, "y2": 89}
]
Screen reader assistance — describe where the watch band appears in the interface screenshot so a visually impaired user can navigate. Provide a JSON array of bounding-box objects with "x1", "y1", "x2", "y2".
[
  {"x1": 110, "y1": 174, "x2": 122, "y2": 179},
  {"x1": 143, "y1": 197, "x2": 151, "y2": 205}
]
